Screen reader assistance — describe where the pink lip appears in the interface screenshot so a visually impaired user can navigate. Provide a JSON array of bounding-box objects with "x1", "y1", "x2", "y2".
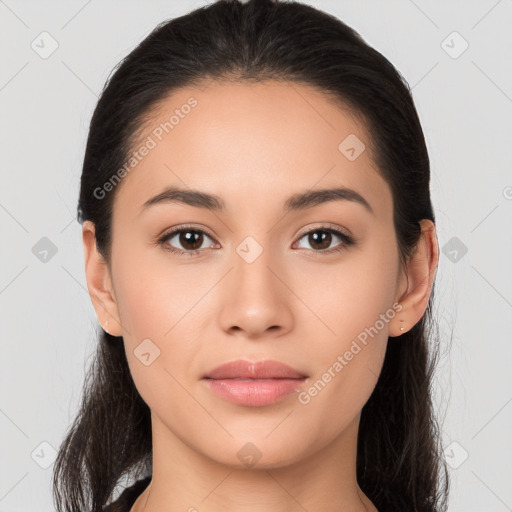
[
  {"x1": 203, "y1": 359, "x2": 307, "y2": 380},
  {"x1": 202, "y1": 360, "x2": 308, "y2": 407}
]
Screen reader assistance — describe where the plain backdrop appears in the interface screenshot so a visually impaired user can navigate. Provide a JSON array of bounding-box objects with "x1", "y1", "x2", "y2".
[{"x1": 1, "y1": 0, "x2": 511, "y2": 510}]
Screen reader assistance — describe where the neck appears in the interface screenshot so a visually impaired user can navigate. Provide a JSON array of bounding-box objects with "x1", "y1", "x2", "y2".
[{"x1": 131, "y1": 411, "x2": 377, "y2": 512}]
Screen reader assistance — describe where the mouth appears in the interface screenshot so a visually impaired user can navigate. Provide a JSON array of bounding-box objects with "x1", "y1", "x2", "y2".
[
  {"x1": 203, "y1": 359, "x2": 308, "y2": 380},
  {"x1": 202, "y1": 377, "x2": 307, "y2": 407},
  {"x1": 202, "y1": 359, "x2": 308, "y2": 407}
]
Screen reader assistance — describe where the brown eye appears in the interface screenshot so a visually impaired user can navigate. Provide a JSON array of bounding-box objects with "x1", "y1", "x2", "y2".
[
  {"x1": 295, "y1": 227, "x2": 354, "y2": 253},
  {"x1": 158, "y1": 227, "x2": 216, "y2": 255},
  {"x1": 175, "y1": 230, "x2": 204, "y2": 251},
  {"x1": 306, "y1": 230, "x2": 332, "y2": 250}
]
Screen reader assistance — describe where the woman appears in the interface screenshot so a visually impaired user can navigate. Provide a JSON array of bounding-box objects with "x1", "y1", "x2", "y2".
[{"x1": 52, "y1": 0, "x2": 449, "y2": 510}]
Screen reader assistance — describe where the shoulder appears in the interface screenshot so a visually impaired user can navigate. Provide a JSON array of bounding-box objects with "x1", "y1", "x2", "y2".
[{"x1": 103, "y1": 476, "x2": 152, "y2": 512}]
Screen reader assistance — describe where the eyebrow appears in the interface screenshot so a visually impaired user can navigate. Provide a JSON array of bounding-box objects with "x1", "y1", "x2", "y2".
[{"x1": 140, "y1": 185, "x2": 374, "y2": 215}]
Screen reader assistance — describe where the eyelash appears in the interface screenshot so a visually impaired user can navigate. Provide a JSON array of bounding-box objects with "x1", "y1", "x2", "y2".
[{"x1": 157, "y1": 224, "x2": 356, "y2": 257}]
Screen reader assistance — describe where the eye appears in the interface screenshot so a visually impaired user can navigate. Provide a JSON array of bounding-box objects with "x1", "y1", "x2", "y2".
[
  {"x1": 157, "y1": 225, "x2": 217, "y2": 256},
  {"x1": 157, "y1": 224, "x2": 356, "y2": 257},
  {"x1": 294, "y1": 226, "x2": 355, "y2": 254}
]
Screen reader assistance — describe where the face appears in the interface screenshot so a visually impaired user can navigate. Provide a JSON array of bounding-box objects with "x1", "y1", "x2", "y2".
[{"x1": 102, "y1": 80, "x2": 407, "y2": 468}]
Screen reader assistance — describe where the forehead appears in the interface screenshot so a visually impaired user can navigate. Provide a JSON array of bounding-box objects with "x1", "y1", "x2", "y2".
[{"x1": 112, "y1": 80, "x2": 392, "y2": 222}]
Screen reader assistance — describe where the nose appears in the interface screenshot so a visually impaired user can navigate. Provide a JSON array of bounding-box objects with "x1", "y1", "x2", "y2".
[{"x1": 217, "y1": 246, "x2": 294, "y2": 339}]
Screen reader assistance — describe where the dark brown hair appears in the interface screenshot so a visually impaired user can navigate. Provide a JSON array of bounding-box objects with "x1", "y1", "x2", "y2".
[{"x1": 53, "y1": 0, "x2": 450, "y2": 510}]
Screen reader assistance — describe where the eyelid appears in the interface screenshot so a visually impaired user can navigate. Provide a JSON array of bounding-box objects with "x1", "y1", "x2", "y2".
[
  {"x1": 158, "y1": 222, "x2": 351, "y2": 241},
  {"x1": 158, "y1": 224, "x2": 217, "y2": 244},
  {"x1": 295, "y1": 222, "x2": 352, "y2": 239}
]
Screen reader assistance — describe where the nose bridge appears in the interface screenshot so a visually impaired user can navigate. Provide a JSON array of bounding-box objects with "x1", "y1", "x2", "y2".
[
  {"x1": 233, "y1": 232, "x2": 281, "y2": 302},
  {"x1": 230, "y1": 211, "x2": 279, "y2": 279},
  {"x1": 217, "y1": 231, "x2": 293, "y2": 336}
]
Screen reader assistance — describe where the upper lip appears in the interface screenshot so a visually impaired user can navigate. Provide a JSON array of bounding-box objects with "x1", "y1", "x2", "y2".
[{"x1": 203, "y1": 359, "x2": 308, "y2": 379}]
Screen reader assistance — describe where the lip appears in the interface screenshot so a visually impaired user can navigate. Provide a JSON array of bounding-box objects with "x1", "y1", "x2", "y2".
[
  {"x1": 202, "y1": 359, "x2": 308, "y2": 407},
  {"x1": 203, "y1": 359, "x2": 308, "y2": 380}
]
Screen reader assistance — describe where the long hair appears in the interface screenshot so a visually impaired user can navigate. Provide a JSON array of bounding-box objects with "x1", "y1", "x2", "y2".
[{"x1": 53, "y1": 0, "x2": 450, "y2": 510}]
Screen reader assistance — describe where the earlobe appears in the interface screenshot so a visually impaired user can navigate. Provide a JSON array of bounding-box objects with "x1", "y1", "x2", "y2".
[
  {"x1": 389, "y1": 219, "x2": 439, "y2": 337},
  {"x1": 82, "y1": 220, "x2": 123, "y2": 337}
]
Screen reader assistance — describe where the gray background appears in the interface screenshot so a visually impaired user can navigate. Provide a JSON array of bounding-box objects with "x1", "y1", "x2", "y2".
[{"x1": 1, "y1": 0, "x2": 511, "y2": 510}]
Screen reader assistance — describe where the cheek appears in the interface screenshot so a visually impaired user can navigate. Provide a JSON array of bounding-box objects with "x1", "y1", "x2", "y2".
[
  {"x1": 110, "y1": 248, "x2": 198, "y2": 399},
  {"x1": 112, "y1": 239, "x2": 197, "y2": 339},
  {"x1": 294, "y1": 233, "x2": 399, "y2": 345},
  {"x1": 117, "y1": 274, "x2": 226, "y2": 411},
  {"x1": 295, "y1": 292, "x2": 390, "y2": 443},
  {"x1": 292, "y1": 237, "x2": 398, "y2": 419}
]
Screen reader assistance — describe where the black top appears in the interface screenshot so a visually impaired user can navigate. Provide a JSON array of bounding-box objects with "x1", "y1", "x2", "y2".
[{"x1": 103, "y1": 477, "x2": 152, "y2": 512}]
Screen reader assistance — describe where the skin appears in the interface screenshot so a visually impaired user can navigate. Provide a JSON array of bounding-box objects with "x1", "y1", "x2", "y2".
[{"x1": 82, "y1": 80, "x2": 439, "y2": 512}]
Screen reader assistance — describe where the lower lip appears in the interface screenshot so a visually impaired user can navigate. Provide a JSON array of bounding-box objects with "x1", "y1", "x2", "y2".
[{"x1": 203, "y1": 378, "x2": 307, "y2": 406}]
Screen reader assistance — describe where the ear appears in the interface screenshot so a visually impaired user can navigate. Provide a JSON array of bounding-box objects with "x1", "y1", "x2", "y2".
[
  {"x1": 82, "y1": 220, "x2": 123, "y2": 337},
  {"x1": 389, "y1": 219, "x2": 439, "y2": 337}
]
